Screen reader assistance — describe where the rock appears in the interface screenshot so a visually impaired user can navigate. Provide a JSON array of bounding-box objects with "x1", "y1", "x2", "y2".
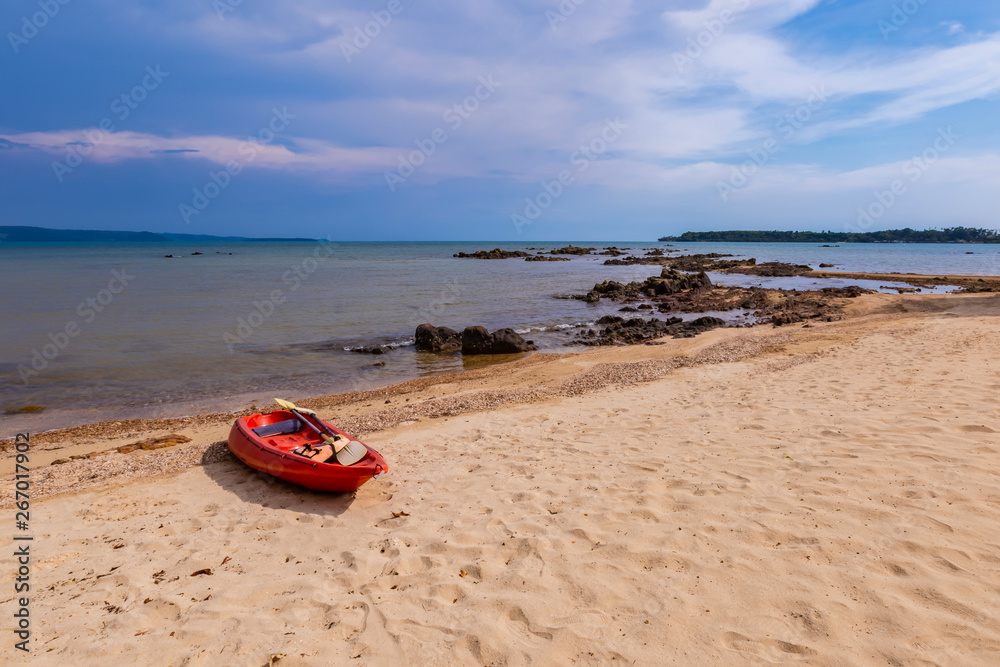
[
  {"x1": 453, "y1": 248, "x2": 529, "y2": 259},
  {"x1": 525, "y1": 256, "x2": 570, "y2": 261},
  {"x1": 819, "y1": 263, "x2": 834, "y2": 268},
  {"x1": 644, "y1": 269, "x2": 711, "y2": 296},
  {"x1": 550, "y1": 245, "x2": 595, "y2": 255},
  {"x1": 771, "y1": 311, "x2": 803, "y2": 326},
  {"x1": 574, "y1": 315, "x2": 726, "y2": 346},
  {"x1": 584, "y1": 291, "x2": 601, "y2": 303},
  {"x1": 117, "y1": 444, "x2": 142, "y2": 454},
  {"x1": 350, "y1": 345, "x2": 386, "y2": 354},
  {"x1": 51, "y1": 458, "x2": 70, "y2": 465},
  {"x1": 460, "y1": 326, "x2": 492, "y2": 354},
  {"x1": 728, "y1": 262, "x2": 812, "y2": 277},
  {"x1": 192, "y1": 252, "x2": 203, "y2": 255},
  {"x1": 461, "y1": 326, "x2": 537, "y2": 355},
  {"x1": 415, "y1": 324, "x2": 462, "y2": 352}
]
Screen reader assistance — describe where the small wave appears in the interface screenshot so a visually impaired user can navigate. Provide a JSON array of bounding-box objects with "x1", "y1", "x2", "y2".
[{"x1": 342, "y1": 337, "x2": 415, "y2": 352}]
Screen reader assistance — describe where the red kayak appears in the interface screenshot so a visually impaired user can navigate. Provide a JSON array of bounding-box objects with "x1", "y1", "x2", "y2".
[{"x1": 227, "y1": 409, "x2": 387, "y2": 492}]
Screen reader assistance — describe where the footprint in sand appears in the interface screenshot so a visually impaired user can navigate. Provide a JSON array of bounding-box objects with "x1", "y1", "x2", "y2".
[
  {"x1": 549, "y1": 609, "x2": 611, "y2": 629},
  {"x1": 960, "y1": 424, "x2": 995, "y2": 433},
  {"x1": 499, "y1": 607, "x2": 552, "y2": 648},
  {"x1": 721, "y1": 631, "x2": 815, "y2": 662}
]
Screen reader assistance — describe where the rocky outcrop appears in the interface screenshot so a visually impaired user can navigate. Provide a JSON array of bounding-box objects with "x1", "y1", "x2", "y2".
[
  {"x1": 644, "y1": 269, "x2": 711, "y2": 295},
  {"x1": 727, "y1": 262, "x2": 812, "y2": 277},
  {"x1": 454, "y1": 248, "x2": 530, "y2": 259},
  {"x1": 415, "y1": 324, "x2": 462, "y2": 352},
  {"x1": 525, "y1": 255, "x2": 570, "y2": 262},
  {"x1": 550, "y1": 246, "x2": 595, "y2": 255},
  {"x1": 574, "y1": 270, "x2": 710, "y2": 302},
  {"x1": 575, "y1": 316, "x2": 726, "y2": 346},
  {"x1": 461, "y1": 326, "x2": 537, "y2": 355},
  {"x1": 603, "y1": 252, "x2": 748, "y2": 269},
  {"x1": 603, "y1": 256, "x2": 669, "y2": 266}
]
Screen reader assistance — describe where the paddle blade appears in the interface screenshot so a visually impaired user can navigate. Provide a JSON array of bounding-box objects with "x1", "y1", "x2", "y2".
[
  {"x1": 274, "y1": 397, "x2": 292, "y2": 409},
  {"x1": 335, "y1": 440, "x2": 368, "y2": 466}
]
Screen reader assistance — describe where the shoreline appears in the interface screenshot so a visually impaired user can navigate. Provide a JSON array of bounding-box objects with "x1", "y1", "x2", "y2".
[
  {"x1": 4, "y1": 271, "x2": 997, "y2": 446},
  {"x1": 6, "y1": 287, "x2": 995, "y2": 505},
  {"x1": 6, "y1": 267, "x2": 997, "y2": 438}
]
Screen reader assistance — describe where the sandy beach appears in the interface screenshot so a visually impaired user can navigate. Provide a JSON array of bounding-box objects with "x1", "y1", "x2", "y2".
[{"x1": 4, "y1": 290, "x2": 1000, "y2": 665}]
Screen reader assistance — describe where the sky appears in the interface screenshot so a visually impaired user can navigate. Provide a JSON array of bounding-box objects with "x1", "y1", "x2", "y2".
[{"x1": 1, "y1": 0, "x2": 999, "y2": 241}]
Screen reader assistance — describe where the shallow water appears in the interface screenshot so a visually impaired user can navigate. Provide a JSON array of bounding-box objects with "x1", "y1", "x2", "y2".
[{"x1": 1, "y1": 240, "x2": 997, "y2": 433}]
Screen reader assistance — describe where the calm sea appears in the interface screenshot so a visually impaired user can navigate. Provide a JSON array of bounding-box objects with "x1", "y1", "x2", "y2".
[{"x1": 2, "y1": 240, "x2": 998, "y2": 434}]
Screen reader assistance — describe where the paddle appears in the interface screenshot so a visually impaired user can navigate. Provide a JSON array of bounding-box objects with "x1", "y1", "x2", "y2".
[{"x1": 273, "y1": 398, "x2": 367, "y2": 466}]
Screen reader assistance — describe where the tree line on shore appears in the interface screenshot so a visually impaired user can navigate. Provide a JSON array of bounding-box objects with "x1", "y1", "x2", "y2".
[{"x1": 658, "y1": 228, "x2": 1000, "y2": 244}]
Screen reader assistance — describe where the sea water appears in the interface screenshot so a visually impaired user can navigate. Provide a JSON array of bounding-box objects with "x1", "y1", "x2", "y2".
[{"x1": 1, "y1": 240, "x2": 997, "y2": 433}]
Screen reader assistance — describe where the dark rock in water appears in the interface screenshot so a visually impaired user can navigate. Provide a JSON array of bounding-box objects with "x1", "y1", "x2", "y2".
[
  {"x1": 192, "y1": 252, "x2": 203, "y2": 255},
  {"x1": 578, "y1": 270, "x2": 710, "y2": 302},
  {"x1": 619, "y1": 306, "x2": 639, "y2": 312},
  {"x1": 668, "y1": 254, "x2": 748, "y2": 272},
  {"x1": 454, "y1": 248, "x2": 529, "y2": 259},
  {"x1": 415, "y1": 323, "x2": 462, "y2": 352},
  {"x1": 602, "y1": 252, "x2": 745, "y2": 270},
  {"x1": 645, "y1": 269, "x2": 711, "y2": 295},
  {"x1": 525, "y1": 255, "x2": 571, "y2": 262},
  {"x1": 728, "y1": 262, "x2": 812, "y2": 277},
  {"x1": 461, "y1": 326, "x2": 537, "y2": 355},
  {"x1": 164, "y1": 254, "x2": 176, "y2": 258},
  {"x1": 350, "y1": 345, "x2": 386, "y2": 354},
  {"x1": 550, "y1": 245, "x2": 595, "y2": 255},
  {"x1": 574, "y1": 315, "x2": 726, "y2": 346},
  {"x1": 370, "y1": 361, "x2": 386, "y2": 367},
  {"x1": 819, "y1": 263, "x2": 835, "y2": 268}
]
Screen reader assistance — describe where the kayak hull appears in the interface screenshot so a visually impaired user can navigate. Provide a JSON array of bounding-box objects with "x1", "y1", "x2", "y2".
[{"x1": 227, "y1": 410, "x2": 387, "y2": 492}]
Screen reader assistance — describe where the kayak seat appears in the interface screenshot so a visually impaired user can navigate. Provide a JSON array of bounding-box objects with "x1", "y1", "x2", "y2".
[
  {"x1": 251, "y1": 419, "x2": 304, "y2": 437},
  {"x1": 292, "y1": 444, "x2": 335, "y2": 464}
]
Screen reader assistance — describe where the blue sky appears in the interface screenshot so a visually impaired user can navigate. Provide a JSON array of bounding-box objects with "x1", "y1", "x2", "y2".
[{"x1": 1, "y1": 0, "x2": 998, "y2": 240}]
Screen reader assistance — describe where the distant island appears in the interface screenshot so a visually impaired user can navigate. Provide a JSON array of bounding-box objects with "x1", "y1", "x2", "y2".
[
  {"x1": 659, "y1": 228, "x2": 1000, "y2": 244},
  {"x1": 0, "y1": 225, "x2": 316, "y2": 244}
]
